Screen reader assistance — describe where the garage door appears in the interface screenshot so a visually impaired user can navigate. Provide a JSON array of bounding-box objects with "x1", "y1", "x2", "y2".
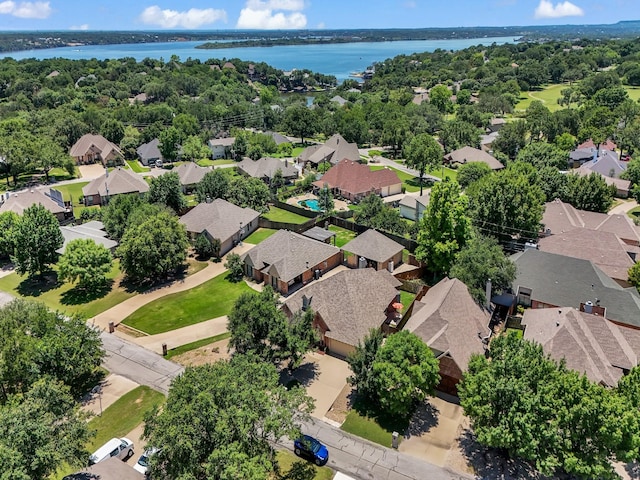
[{"x1": 327, "y1": 338, "x2": 354, "y2": 358}]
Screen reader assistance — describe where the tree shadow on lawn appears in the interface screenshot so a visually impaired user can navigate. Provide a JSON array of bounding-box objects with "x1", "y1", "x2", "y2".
[
  {"x1": 119, "y1": 263, "x2": 192, "y2": 294},
  {"x1": 60, "y1": 279, "x2": 113, "y2": 306},
  {"x1": 16, "y1": 271, "x2": 61, "y2": 297},
  {"x1": 351, "y1": 394, "x2": 412, "y2": 438}
]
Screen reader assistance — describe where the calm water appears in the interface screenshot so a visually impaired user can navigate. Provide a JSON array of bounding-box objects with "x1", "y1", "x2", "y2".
[{"x1": 4, "y1": 36, "x2": 518, "y2": 81}]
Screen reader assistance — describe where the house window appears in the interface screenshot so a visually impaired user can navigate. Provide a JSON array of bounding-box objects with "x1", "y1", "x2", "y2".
[
  {"x1": 86, "y1": 196, "x2": 93, "y2": 206},
  {"x1": 246, "y1": 266, "x2": 253, "y2": 277}
]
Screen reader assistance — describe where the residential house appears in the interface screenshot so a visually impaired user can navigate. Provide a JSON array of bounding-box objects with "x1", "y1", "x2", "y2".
[
  {"x1": 402, "y1": 277, "x2": 491, "y2": 395},
  {"x1": 82, "y1": 167, "x2": 150, "y2": 206},
  {"x1": 136, "y1": 138, "x2": 162, "y2": 166},
  {"x1": 522, "y1": 307, "x2": 639, "y2": 387},
  {"x1": 538, "y1": 228, "x2": 636, "y2": 286},
  {"x1": 312, "y1": 159, "x2": 402, "y2": 202},
  {"x1": 208, "y1": 137, "x2": 235, "y2": 159},
  {"x1": 282, "y1": 268, "x2": 402, "y2": 357},
  {"x1": 179, "y1": 199, "x2": 260, "y2": 256},
  {"x1": 511, "y1": 249, "x2": 640, "y2": 329},
  {"x1": 64, "y1": 457, "x2": 143, "y2": 480},
  {"x1": 578, "y1": 138, "x2": 617, "y2": 151},
  {"x1": 574, "y1": 166, "x2": 631, "y2": 198},
  {"x1": 174, "y1": 162, "x2": 211, "y2": 193},
  {"x1": 542, "y1": 199, "x2": 640, "y2": 247},
  {"x1": 399, "y1": 193, "x2": 430, "y2": 221},
  {"x1": 487, "y1": 117, "x2": 506, "y2": 133},
  {"x1": 330, "y1": 95, "x2": 348, "y2": 106},
  {"x1": 297, "y1": 134, "x2": 360, "y2": 168},
  {"x1": 241, "y1": 230, "x2": 342, "y2": 296},
  {"x1": 0, "y1": 188, "x2": 70, "y2": 222},
  {"x1": 57, "y1": 221, "x2": 118, "y2": 254},
  {"x1": 480, "y1": 131, "x2": 499, "y2": 152},
  {"x1": 444, "y1": 146, "x2": 504, "y2": 171},
  {"x1": 571, "y1": 149, "x2": 630, "y2": 197},
  {"x1": 237, "y1": 157, "x2": 298, "y2": 184},
  {"x1": 69, "y1": 134, "x2": 123, "y2": 166},
  {"x1": 342, "y1": 229, "x2": 404, "y2": 271}
]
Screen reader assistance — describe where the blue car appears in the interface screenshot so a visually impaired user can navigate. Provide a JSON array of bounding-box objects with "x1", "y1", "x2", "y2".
[{"x1": 294, "y1": 435, "x2": 329, "y2": 466}]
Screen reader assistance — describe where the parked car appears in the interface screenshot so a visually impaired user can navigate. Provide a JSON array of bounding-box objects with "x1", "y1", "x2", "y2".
[
  {"x1": 133, "y1": 447, "x2": 158, "y2": 475},
  {"x1": 294, "y1": 435, "x2": 329, "y2": 466},
  {"x1": 89, "y1": 437, "x2": 134, "y2": 465}
]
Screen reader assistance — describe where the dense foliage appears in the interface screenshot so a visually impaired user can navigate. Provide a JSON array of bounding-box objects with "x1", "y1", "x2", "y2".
[{"x1": 58, "y1": 238, "x2": 113, "y2": 289}]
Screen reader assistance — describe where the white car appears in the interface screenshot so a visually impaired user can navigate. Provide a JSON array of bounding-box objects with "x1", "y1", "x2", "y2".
[
  {"x1": 133, "y1": 447, "x2": 158, "y2": 475},
  {"x1": 89, "y1": 437, "x2": 134, "y2": 465}
]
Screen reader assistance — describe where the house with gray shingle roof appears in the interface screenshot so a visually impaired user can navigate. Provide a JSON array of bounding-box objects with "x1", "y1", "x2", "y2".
[
  {"x1": 297, "y1": 134, "x2": 359, "y2": 168},
  {"x1": 444, "y1": 146, "x2": 504, "y2": 171},
  {"x1": 0, "y1": 188, "x2": 70, "y2": 222},
  {"x1": 136, "y1": 138, "x2": 162, "y2": 166},
  {"x1": 57, "y1": 221, "x2": 118, "y2": 254},
  {"x1": 179, "y1": 199, "x2": 260, "y2": 256},
  {"x1": 70, "y1": 134, "x2": 123, "y2": 166},
  {"x1": 512, "y1": 249, "x2": 640, "y2": 329},
  {"x1": 522, "y1": 307, "x2": 638, "y2": 387},
  {"x1": 283, "y1": 268, "x2": 402, "y2": 358},
  {"x1": 174, "y1": 162, "x2": 211, "y2": 193},
  {"x1": 208, "y1": 137, "x2": 235, "y2": 159},
  {"x1": 241, "y1": 230, "x2": 342, "y2": 295},
  {"x1": 342, "y1": 229, "x2": 404, "y2": 271},
  {"x1": 399, "y1": 193, "x2": 430, "y2": 221},
  {"x1": 237, "y1": 157, "x2": 298, "y2": 184},
  {"x1": 402, "y1": 277, "x2": 490, "y2": 395},
  {"x1": 82, "y1": 167, "x2": 150, "y2": 206}
]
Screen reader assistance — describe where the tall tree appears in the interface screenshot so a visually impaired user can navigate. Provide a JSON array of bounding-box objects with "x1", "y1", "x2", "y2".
[
  {"x1": 180, "y1": 135, "x2": 210, "y2": 162},
  {"x1": 143, "y1": 355, "x2": 314, "y2": 480},
  {"x1": 227, "y1": 176, "x2": 271, "y2": 213},
  {"x1": 429, "y1": 85, "x2": 453, "y2": 113},
  {"x1": 101, "y1": 194, "x2": 145, "y2": 240},
  {"x1": 403, "y1": 133, "x2": 443, "y2": 195},
  {"x1": 347, "y1": 328, "x2": 384, "y2": 404},
  {"x1": 117, "y1": 211, "x2": 189, "y2": 283},
  {"x1": 316, "y1": 183, "x2": 334, "y2": 213},
  {"x1": 564, "y1": 173, "x2": 614, "y2": 213},
  {"x1": 58, "y1": 239, "x2": 113, "y2": 289},
  {"x1": 416, "y1": 180, "x2": 473, "y2": 276},
  {"x1": 439, "y1": 119, "x2": 481, "y2": 152},
  {"x1": 196, "y1": 169, "x2": 231, "y2": 203},
  {"x1": 492, "y1": 119, "x2": 527, "y2": 161},
  {"x1": 12, "y1": 205, "x2": 63, "y2": 278},
  {"x1": 516, "y1": 142, "x2": 568, "y2": 170},
  {"x1": 0, "y1": 211, "x2": 18, "y2": 259},
  {"x1": 282, "y1": 104, "x2": 317, "y2": 144},
  {"x1": 158, "y1": 126, "x2": 181, "y2": 161},
  {"x1": 457, "y1": 162, "x2": 492, "y2": 190},
  {"x1": 148, "y1": 171, "x2": 187, "y2": 213}
]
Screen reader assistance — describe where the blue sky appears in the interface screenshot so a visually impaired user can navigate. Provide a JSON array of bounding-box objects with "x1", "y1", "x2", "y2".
[{"x1": 0, "y1": 0, "x2": 637, "y2": 30}]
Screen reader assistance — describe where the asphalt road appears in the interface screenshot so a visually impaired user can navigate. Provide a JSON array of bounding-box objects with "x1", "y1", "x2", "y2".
[{"x1": 100, "y1": 332, "x2": 472, "y2": 480}]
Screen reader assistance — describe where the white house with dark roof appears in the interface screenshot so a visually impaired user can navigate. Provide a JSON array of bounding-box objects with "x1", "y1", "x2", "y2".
[
  {"x1": 208, "y1": 137, "x2": 235, "y2": 159},
  {"x1": 179, "y1": 199, "x2": 260, "y2": 255},
  {"x1": 399, "y1": 193, "x2": 431, "y2": 221},
  {"x1": 341, "y1": 229, "x2": 404, "y2": 272}
]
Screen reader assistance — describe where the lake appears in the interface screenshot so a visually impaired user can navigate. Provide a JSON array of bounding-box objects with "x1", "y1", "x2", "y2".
[{"x1": 3, "y1": 36, "x2": 519, "y2": 81}]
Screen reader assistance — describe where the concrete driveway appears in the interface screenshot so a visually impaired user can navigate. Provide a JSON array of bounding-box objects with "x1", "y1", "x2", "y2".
[
  {"x1": 82, "y1": 373, "x2": 139, "y2": 417},
  {"x1": 284, "y1": 351, "x2": 351, "y2": 420},
  {"x1": 78, "y1": 164, "x2": 107, "y2": 179}
]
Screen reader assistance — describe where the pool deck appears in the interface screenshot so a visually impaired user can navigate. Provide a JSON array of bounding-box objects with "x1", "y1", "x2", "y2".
[{"x1": 287, "y1": 193, "x2": 349, "y2": 212}]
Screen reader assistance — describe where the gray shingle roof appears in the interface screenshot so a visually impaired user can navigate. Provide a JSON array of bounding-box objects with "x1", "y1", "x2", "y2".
[
  {"x1": 82, "y1": 168, "x2": 150, "y2": 197},
  {"x1": 301, "y1": 226, "x2": 336, "y2": 243},
  {"x1": 69, "y1": 133, "x2": 122, "y2": 160},
  {"x1": 511, "y1": 249, "x2": 640, "y2": 327},
  {"x1": 136, "y1": 138, "x2": 162, "y2": 161},
  {"x1": 57, "y1": 221, "x2": 118, "y2": 254},
  {"x1": 174, "y1": 162, "x2": 211, "y2": 186},
  {"x1": 342, "y1": 229, "x2": 404, "y2": 263},
  {"x1": 241, "y1": 230, "x2": 340, "y2": 283},
  {"x1": 179, "y1": 199, "x2": 260, "y2": 244},
  {"x1": 445, "y1": 146, "x2": 504, "y2": 170},
  {"x1": 0, "y1": 188, "x2": 67, "y2": 216},
  {"x1": 298, "y1": 134, "x2": 359, "y2": 165},
  {"x1": 284, "y1": 268, "x2": 399, "y2": 347},
  {"x1": 403, "y1": 277, "x2": 490, "y2": 370},
  {"x1": 522, "y1": 307, "x2": 637, "y2": 387},
  {"x1": 237, "y1": 157, "x2": 298, "y2": 180}
]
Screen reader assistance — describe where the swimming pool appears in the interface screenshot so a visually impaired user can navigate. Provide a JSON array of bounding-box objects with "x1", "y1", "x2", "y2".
[{"x1": 298, "y1": 199, "x2": 321, "y2": 211}]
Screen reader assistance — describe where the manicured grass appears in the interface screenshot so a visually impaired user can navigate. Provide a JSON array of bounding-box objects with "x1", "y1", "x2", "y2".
[
  {"x1": 429, "y1": 166, "x2": 458, "y2": 182},
  {"x1": 244, "y1": 227, "x2": 278, "y2": 244},
  {"x1": 197, "y1": 158, "x2": 235, "y2": 167},
  {"x1": 262, "y1": 206, "x2": 312, "y2": 224},
  {"x1": 328, "y1": 225, "x2": 357, "y2": 248},
  {"x1": 49, "y1": 166, "x2": 78, "y2": 181},
  {"x1": 88, "y1": 386, "x2": 165, "y2": 451},
  {"x1": 369, "y1": 165, "x2": 421, "y2": 193},
  {"x1": 165, "y1": 332, "x2": 231, "y2": 360},
  {"x1": 368, "y1": 149, "x2": 383, "y2": 156},
  {"x1": 399, "y1": 290, "x2": 416, "y2": 309},
  {"x1": 0, "y1": 260, "x2": 136, "y2": 319},
  {"x1": 627, "y1": 206, "x2": 640, "y2": 222},
  {"x1": 122, "y1": 272, "x2": 253, "y2": 334},
  {"x1": 126, "y1": 160, "x2": 150, "y2": 173},
  {"x1": 515, "y1": 84, "x2": 640, "y2": 112},
  {"x1": 276, "y1": 450, "x2": 333, "y2": 480},
  {"x1": 505, "y1": 327, "x2": 524, "y2": 339},
  {"x1": 52, "y1": 181, "x2": 89, "y2": 204},
  {"x1": 272, "y1": 146, "x2": 305, "y2": 158},
  {"x1": 342, "y1": 409, "x2": 405, "y2": 448}
]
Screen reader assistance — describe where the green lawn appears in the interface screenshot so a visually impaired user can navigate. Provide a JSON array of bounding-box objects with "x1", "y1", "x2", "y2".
[
  {"x1": 369, "y1": 165, "x2": 421, "y2": 193},
  {"x1": 262, "y1": 206, "x2": 312, "y2": 224},
  {"x1": 399, "y1": 290, "x2": 416, "y2": 309},
  {"x1": 429, "y1": 166, "x2": 458, "y2": 182},
  {"x1": 515, "y1": 84, "x2": 640, "y2": 112},
  {"x1": 244, "y1": 227, "x2": 278, "y2": 244},
  {"x1": 122, "y1": 272, "x2": 253, "y2": 334},
  {"x1": 197, "y1": 158, "x2": 235, "y2": 167},
  {"x1": 166, "y1": 332, "x2": 231, "y2": 360},
  {"x1": 628, "y1": 205, "x2": 640, "y2": 223},
  {"x1": 0, "y1": 261, "x2": 136, "y2": 319},
  {"x1": 272, "y1": 146, "x2": 305, "y2": 158},
  {"x1": 126, "y1": 160, "x2": 150, "y2": 173},
  {"x1": 341, "y1": 408, "x2": 407, "y2": 448},
  {"x1": 49, "y1": 166, "x2": 78, "y2": 181},
  {"x1": 276, "y1": 450, "x2": 333, "y2": 480},
  {"x1": 328, "y1": 225, "x2": 357, "y2": 248},
  {"x1": 52, "y1": 181, "x2": 89, "y2": 204}
]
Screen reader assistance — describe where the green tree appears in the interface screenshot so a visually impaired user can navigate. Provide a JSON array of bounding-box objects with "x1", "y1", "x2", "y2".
[
  {"x1": 158, "y1": 126, "x2": 181, "y2": 161},
  {"x1": 457, "y1": 162, "x2": 492, "y2": 189},
  {"x1": 270, "y1": 168, "x2": 285, "y2": 193},
  {"x1": 143, "y1": 355, "x2": 313, "y2": 480},
  {"x1": 282, "y1": 104, "x2": 317, "y2": 144},
  {"x1": 403, "y1": 133, "x2": 442, "y2": 195},
  {"x1": 172, "y1": 113, "x2": 199, "y2": 140},
  {"x1": 0, "y1": 378, "x2": 93, "y2": 480},
  {"x1": 101, "y1": 118, "x2": 125, "y2": 145},
  {"x1": 224, "y1": 252, "x2": 244, "y2": 282},
  {"x1": 347, "y1": 328, "x2": 384, "y2": 404},
  {"x1": 439, "y1": 119, "x2": 481, "y2": 153},
  {"x1": 117, "y1": 211, "x2": 188, "y2": 283},
  {"x1": 227, "y1": 176, "x2": 271, "y2": 213},
  {"x1": 33, "y1": 138, "x2": 69, "y2": 182},
  {"x1": 372, "y1": 331, "x2": 440, "y2": 418},
  {"x1": 416, "y1": 180, "x2": 473, "y2": 276},
  {"x1": 101, "y1": 194, "x2": 145, "y2": 240},
  {"x1": 449, "y1": 234, "x2": 516, "y2": 303},
  {"x1": 429, "y1": 85, "x2": 453, "y2": 113},
  {"x1": 0, "y1": 211, "x2": 18, "y2": 259},
  {"x1": 194, "y1": 233, "x2": 217, "y2": 260},
  {"x1": 628, "y1": 262, "x2": 640, "y2": 292},
  {"x1": 525, "y1": 100, "x2": 552, "y2": 142},
  {"x1": 467, "y1": 165, "x2": 545, "y2": 240},
  {"x1": 148, "y1": 171, "x2": 187, "y2": 213},
  {"x1": 492, "y1": 119, "x2": 527, "y2": 160},
  {"x1": 316, "y1": 183, "x2": 334, "y2": 213},
  {"x1": 58, "y1": 239, "x2": 113, "y2": 289},
  {"x1": 12, "y1": 205, "x2": 63, "y2": 278},
  {"x1": 180, "y1": 135, "x2": 210, "y2": 162},
  {"x1": 564, "y1": 173, "x2": 614, "y2": 213},
  {"x1": 516, "y1": 142, "x2": 568, "y2": 170},
  {"x1": 196, "y1": 169, "x2": 231, "y2": 203}
]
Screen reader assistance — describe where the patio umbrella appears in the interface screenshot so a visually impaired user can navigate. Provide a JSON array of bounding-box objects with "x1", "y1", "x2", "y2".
[{"x1": 392, "y1": 302, "x2": 403, "y2": 311}]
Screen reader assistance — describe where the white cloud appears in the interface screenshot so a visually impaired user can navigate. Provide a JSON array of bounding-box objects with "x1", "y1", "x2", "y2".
[
  {"x1": 139, "y1": 5, "x2": 227, "y2": 29},
  {"x1": 70, "y1": 24, "x2": 89, "y2": 30},
  {"x1": 534, "y1": 0, "x2": 584, "y2": 18},
  {"x1": 0, "y1": 1, "x2": 51, "y2": 19},
  {"x1": 237, "y1": 0, "x2": 307, "y2": 29}
]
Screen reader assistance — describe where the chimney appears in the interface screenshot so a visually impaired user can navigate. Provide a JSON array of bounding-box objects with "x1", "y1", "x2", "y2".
[{"x1": 485, "y1": 279, "x2": 492, "y2": 308}]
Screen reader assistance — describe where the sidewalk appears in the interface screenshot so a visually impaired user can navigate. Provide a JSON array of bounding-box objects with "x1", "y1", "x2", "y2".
[
  {"x1": 609, "y1": 199, "x2": 638, "y2": 216},
  {"x1": 91, "y1": 243, "x2": 254, "y2": 331}
]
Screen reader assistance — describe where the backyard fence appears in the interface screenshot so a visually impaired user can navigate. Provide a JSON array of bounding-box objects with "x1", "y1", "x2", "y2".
[{"x1": 272, "y1": 199, "x2": 319, "y2": 219}]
